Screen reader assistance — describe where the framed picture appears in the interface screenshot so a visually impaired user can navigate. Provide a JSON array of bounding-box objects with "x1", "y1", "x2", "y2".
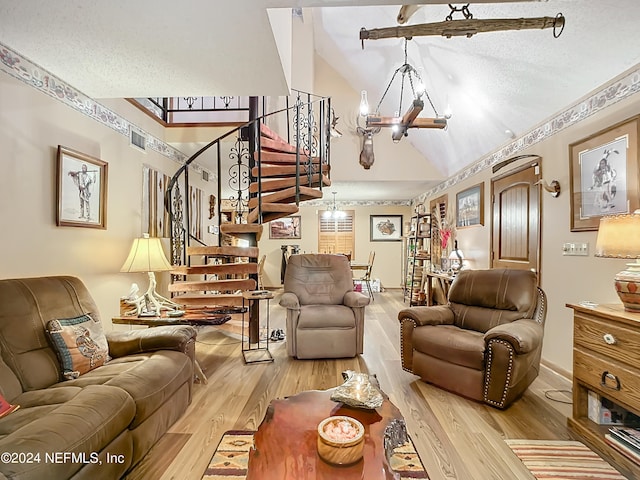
[
  {"x1": 456, "y1": 183, "x2": 484, "y2": 228},
  {"x1": 269, "y1": 216, "x2": 301, "y2": 239},
  {"x1": 370, "y1": 215, "x2": 403, "y2": 241},
  {"x1": 56, "y1": 146, "x2": 108, "y2": 229},
  {"x1": 569, "y1": 115, "x2": 639, "y2": 231}
]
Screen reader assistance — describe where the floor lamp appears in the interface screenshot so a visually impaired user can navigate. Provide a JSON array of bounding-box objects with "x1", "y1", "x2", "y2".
[{"x1": 120, "y1": 233, "x2": 179, "y2": 316}]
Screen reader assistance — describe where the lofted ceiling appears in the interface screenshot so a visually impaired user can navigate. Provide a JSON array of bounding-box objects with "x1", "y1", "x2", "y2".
[{"x1": 1, "y1": 1, "x2": 640, "y2": 201}]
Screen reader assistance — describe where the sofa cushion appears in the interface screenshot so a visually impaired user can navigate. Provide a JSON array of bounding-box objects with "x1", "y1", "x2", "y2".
[
  {"x1": 412, "y1": 325, "x2": 485, "y2": 370},
  {"x1": 297, "y1": 305, "x2": 355, "y2": 329},
  {"x1": 46, "y1": 314, "x2": 109, "y2": 380},
  {"x1": 53, "y1": 350, "x2": 192, "y2": 428},
  {"x1": 0, "y1": 384, "x2": 135, "y2": 480}
]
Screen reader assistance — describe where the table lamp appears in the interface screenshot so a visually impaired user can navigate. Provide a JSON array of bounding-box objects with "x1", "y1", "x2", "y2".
[
  {"x1": 595, "y1": 210, "x2": 640, "y2": 312},
  {"x1": 448, "y1": 240, "x2": 465, "y2": 273},
  {"x1": 120, "y1": 233, "x2": 179, "y2": 315}
]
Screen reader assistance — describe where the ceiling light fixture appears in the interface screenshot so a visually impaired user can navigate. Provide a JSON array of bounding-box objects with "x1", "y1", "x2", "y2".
[
  {"x1": 359, "y1": 38, "x2": 447, "y2": 143},
  {"x1": 323, "y1": 191, "x2": 346, "y2": 219}
]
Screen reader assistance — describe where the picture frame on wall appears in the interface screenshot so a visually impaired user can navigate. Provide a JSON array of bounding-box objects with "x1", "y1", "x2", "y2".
[
  {"x1": 269, "y1": 216, "x2": 301, "y2": 239},
  {"x1": 569, "y1": 115, "x2": 639, "y2": 231},
  {"x1": 370, "y1": 215, "x2": 403, "y2": 241},
  {"x1": 456, "y1": 183, "x2": 484, "y2": 228},
  {"x1": 56, "y1": 145, "x2": 108, "y2": 229}
]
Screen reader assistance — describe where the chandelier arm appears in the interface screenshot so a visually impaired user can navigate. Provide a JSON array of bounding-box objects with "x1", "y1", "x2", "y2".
[{"x1": 375, "y1": 68, "x2": 402, "y2": 114}]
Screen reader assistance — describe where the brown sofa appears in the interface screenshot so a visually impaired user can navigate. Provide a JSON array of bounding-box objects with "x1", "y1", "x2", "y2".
[
  {"x1": 0, "y1": 276, "x2": 196, "y2": 480},
  {"x1": 398, "y1": 269, "x2": 546, "y2": 409},
  {"x1": 280, "y1": 254, "x2": 370, "y2": 359}
]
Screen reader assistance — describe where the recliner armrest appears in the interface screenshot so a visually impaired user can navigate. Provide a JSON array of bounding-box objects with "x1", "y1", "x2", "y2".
[
  {"x1": 484, "y1": 319, "x2": 543, "y2": 354},
  {"x1": 397, "y1": 305, "x2": 454, "y2": 326},
  {"x1": 106, "y1": 325, "x2": 197, "y2": 358},
  {"x1": 279, "y1": 292, "x2": 300, "y2": 309},
  {"x1": 344, "y1": 291, "x2": 370, "y2": 307}
]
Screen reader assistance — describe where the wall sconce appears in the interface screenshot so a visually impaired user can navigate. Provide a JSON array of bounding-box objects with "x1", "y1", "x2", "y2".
[{"x1": 536, "y1": 179, "x2": 561, "y2": 197}]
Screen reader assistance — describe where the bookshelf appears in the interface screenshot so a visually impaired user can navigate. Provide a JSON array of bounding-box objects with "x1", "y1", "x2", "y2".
[{"x1": 403, "y1": 213, "x2": 431, "y2": 306}]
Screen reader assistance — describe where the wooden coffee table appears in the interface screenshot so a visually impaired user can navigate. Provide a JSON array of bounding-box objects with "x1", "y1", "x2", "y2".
[{"x1": 247, "y1": 387, "x2": 424, "y2": 479}]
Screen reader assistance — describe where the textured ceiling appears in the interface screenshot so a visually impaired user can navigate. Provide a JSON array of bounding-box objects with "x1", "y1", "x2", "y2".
[{"x1": 1, "y1": 0, "x2": 639, "y2": 200}]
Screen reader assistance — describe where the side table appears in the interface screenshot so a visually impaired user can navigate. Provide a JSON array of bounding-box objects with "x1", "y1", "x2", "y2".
[{"x1": 241, "y1": 291, "x2": 274, "y2": 364}]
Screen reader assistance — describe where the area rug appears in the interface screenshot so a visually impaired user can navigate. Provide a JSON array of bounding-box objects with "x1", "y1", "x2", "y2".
[
  {"x1": 505, "y1": 439, "x2": 626, "y2": 479},
  {"x1": 202, "y1": 430, "x2": 429, "y2": 479}
]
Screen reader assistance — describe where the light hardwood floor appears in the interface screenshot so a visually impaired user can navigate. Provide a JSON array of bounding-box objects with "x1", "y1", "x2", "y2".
[{"x1": 126, "y1": 289, "x2": 576, "y2": 480}]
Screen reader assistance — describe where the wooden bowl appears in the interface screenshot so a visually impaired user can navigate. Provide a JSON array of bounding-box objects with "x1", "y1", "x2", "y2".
[{"x1": 317, "y1": 415, "x2": 365, "y2": 466}]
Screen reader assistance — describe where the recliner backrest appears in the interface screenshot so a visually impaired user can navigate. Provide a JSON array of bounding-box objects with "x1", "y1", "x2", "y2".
[
  {"x1": 0, "y1": 276, "x2": 102, "y2": 392},
  {"x1": 284, "y1": 254, "x2": 353, "y2": 305},
  {"x1": 448, "y1": 269, "x2": 537, "y2": 333}
]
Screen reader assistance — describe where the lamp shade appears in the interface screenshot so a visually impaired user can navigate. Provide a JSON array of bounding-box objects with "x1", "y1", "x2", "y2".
[
  {"x1": 595, "y1": 211, "x2": 640, "y2": 312},
  {"x1": 595, "y1": 211, "x2": 640, "y2": 258},
  {"x1": 120, "y1": 234, "x2": 172, "y2": 273}
]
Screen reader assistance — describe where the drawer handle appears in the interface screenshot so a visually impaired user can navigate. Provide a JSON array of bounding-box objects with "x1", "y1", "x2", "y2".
[
  {"x1": 603, "y1": 333, "x2": 616, "y2": 345},
  {"x1": 600, "y1": 371, "x2": 621, "y2": 391}
]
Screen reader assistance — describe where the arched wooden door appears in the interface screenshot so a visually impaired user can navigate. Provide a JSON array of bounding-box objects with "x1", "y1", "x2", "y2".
[{"x1": 491, "y1": 162, "x2": 541, "y2": 278}]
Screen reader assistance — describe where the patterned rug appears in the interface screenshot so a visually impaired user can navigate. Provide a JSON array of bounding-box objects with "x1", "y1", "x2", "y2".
[
  {"x1": 202, "y1": 430, "x2": 429, "y2": 479},
  {"x1": 505, "y1": 439, "x2": 627, "y2": 479}
]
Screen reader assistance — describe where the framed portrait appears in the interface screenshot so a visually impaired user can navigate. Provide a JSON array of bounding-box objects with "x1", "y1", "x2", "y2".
[
  {"x1": 56, "y1": 146, "x2": 108, "y2": 229},
  {"x1": 456, "y1": 183, "x2": 484, "y2": 228},
  {"x1": 569, "y1": 115, "x2": 639, "y2": 231},
  {"x1": 370, "y1": 215, "x2": 403, "y2": 241},
  {"x1": 269, "y1": 216, "x2": 301, "y2": 239}
]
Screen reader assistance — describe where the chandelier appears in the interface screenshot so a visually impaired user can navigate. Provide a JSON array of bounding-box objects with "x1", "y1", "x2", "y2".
[
  {"x1": 323, "y1": 192, "x2": 346, "y2": 219},
  {"x1": 359, "y1": 38, "x2": 448, "y2": 143}
]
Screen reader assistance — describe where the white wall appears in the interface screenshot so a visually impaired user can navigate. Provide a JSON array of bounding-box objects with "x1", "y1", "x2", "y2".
[
  {"x1": 418, "y1": 82, "x2": 640, "y2": 375},
  {"x1": 258, "y1": 203, "x2": 411, "y2": 289},
  {"x1": 0, "y1": 73, "x2": 215, "y2": 330}
]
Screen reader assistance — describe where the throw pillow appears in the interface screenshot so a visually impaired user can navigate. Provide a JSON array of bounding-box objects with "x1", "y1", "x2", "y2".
[{"x1": 46, "y1": 314, "x2": 109, "y2": 380}]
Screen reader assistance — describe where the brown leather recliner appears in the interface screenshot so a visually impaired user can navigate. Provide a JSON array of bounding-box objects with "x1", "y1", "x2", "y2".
[
  {"x1": 280, "y1": 254, "x2": 370, "y2": 359},
  {"x1": 398, "y1": 269, "x2": 546, "y2": 409}
]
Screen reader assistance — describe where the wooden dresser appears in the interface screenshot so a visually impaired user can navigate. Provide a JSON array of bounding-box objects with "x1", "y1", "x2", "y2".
[{"x1": 567, "y1": 302, "x2": 640, "y2": 479}]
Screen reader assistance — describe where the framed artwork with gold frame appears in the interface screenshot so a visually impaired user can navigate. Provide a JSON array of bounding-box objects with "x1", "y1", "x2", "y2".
[
  {"x1": 569, "y1": 115, "x2": 639, "y2": 231},
  {"x1": 56, "y1": 146, "x2": 108, "y2": 229}
]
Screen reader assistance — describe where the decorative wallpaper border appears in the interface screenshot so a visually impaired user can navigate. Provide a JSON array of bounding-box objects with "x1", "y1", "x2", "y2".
[
  {"x1": 0, "y1": 41, "x2": 209, "y2": 174},
  {"x1": 414, "y1": 65, "x2": 640, "y2": 205},
  {"x1": 303, "y1": 199, "x2": 410, "y2": 207}
]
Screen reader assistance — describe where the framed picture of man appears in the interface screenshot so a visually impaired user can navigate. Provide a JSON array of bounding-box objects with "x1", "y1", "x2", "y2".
[
  {"x1": 569, "y1": 115, "x2": 639, "y2": 231},
  {"x1": 56, "y1": 146, "x2": 108, "y2": 229}
]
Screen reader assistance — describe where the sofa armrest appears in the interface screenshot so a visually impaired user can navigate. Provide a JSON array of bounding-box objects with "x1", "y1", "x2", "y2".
[
  {"x1": 344, "y1": 290, "x2": 370, "y2": 307},
  {"x1": 279, "y1": 292, "x2": 300, "y2": 310},
  {"x1": 397, "y1": 305, "x2": 454, "y2": 327},
  {"x1": 106, "y1": 325, "x2": 197, "y2": 359},
  {"x1": 484, "y1": 319, "x2": 543, "y2": 354}
]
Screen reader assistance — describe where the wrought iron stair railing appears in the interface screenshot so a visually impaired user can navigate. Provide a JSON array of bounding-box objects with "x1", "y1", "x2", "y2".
[{"x1": 164, "y1": 92, "x2": 331, "y2": 268}]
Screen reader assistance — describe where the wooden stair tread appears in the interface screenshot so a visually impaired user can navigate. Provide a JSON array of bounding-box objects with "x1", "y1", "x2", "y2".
[
  {"x1": 259, "y1": 123, "x2": 288, "y2": 144},
  {"x1": 171, "y1": 262, "x2": 258, "y2": 276},
  {"x1": 172, "y1": 293, "x2": 244, "y2": 307},
  {"x1": 251, "y1": 164, "x2": 329, "y2": 178},
  {"x1": 248, "y1": 187, "x2": 323, "y2": 209},
  {"x1": 169, "y1": 278, "x2": 257, "y2": 293},
  {"x1": 220, "y1": 223, "x2": 263, "y2": 235},
  {"x1": 186, "y1": 246, "x2": 259, "y2": 258},
  {"x1": 254, "y1": 150, "x2": 320, "y2": 165},
  {"x1": 249, "y1": 174, "x2": 330, "y2": 193},
  {"x1": 247, "y1": 203, "x2": 299, "y2": 223}
]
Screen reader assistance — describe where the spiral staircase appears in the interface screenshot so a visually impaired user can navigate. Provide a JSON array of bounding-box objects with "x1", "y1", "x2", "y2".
[{"x1": 164, "y1": 94, "x2": 331, "y2": 337}]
